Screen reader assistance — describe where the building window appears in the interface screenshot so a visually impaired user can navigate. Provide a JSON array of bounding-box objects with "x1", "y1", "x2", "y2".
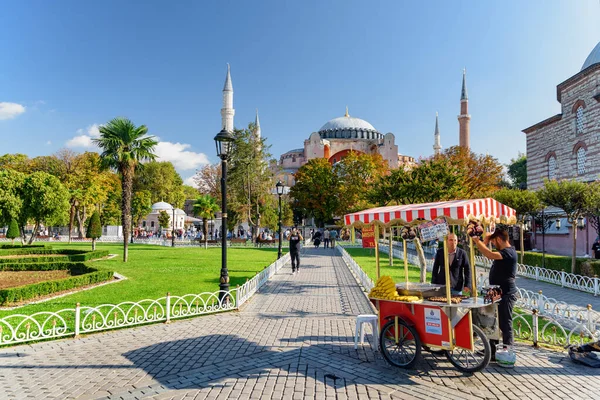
[
  {"x1": 142, "y1": 221, "x2": 146, "y2": 227},
  {"x1": 151, "y1": 221, "x2": 155, "y2": 228},
  {"x1": 577, "y1": 147, "x2": 586, "y2": 175},
  {"x1": 548, "y1": 156, "x2": 557, "y2": 180},
  {"x1": 576, "y1": 106, "x2": 584, "y2": 134}
]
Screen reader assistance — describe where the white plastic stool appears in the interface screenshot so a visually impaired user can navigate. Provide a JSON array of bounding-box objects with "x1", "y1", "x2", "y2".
[{"x1": 354, "y1": 314, "x2": 379, "y2": 351}]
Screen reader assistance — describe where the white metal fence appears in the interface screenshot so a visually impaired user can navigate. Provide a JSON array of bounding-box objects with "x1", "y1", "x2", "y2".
[
  {"x1": 339, "y1": 244, "x2": 600, "y2": 347},
  {"x1": 0, "y1": 254, "x2": 289, "y2": 346}
]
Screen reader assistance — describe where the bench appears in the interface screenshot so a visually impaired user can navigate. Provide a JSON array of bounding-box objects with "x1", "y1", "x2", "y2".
[
  {"x1": 230, "y1": 238, "x2": 249, "y2": 246},
  {"x1": 256, "y1": 239, "x2": 277, "y2": 247}
]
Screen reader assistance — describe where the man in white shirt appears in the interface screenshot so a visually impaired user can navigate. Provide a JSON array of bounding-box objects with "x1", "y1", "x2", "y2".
[{"x1": 323, "y1": 229, "x2": 330, "y2": 248}]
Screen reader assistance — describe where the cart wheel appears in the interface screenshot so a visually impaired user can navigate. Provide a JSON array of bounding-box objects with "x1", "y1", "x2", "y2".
[
  {"x1": 444, "y1": 325, "x2": 491, "y2": 373},
  {"x1": 379, "y1": 319, "x2": 422, "y2": 368}
]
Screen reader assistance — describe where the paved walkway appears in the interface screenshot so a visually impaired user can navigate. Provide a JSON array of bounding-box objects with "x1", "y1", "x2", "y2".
[{"x1": 0, "y1": 248, "x2": 599, "y2": 399}]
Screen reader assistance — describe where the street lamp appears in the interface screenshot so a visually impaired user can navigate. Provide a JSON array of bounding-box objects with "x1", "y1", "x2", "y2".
[
  {"x1": 172, "y1": 206, "x2": 176, "y2": 247},
  {"x1": 577, "y1": 216, "x2": 585, "y2": 229},
  {"x1": 214, "y1": 128, "x2": 234, "y2": 302},
  {"x1": 555, "y1": 218, "x2": 561, "y2": 230},
  {"x1": 276, "y1": 180, "x2": 284, "y2": 259}
]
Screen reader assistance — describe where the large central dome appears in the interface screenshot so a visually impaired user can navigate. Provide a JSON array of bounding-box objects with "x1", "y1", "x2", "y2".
[
  {"x1": 581, "y1": 41, "x2": 600, "y2": 71},
  {"x1": 318, "y1": 109, "x2": 382, "y2": 140}
]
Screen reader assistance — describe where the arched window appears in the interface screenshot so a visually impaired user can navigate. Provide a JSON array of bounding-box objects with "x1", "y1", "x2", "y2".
[
  {"x1": 548, "y1": 156, "x2": 557, "y2": 180},
  {"x1": 577, "y1": 147, "x2": 586, "y2": 175},
  {"x1": 576, "y1": 106, "x2": 584, "y2": 134}
]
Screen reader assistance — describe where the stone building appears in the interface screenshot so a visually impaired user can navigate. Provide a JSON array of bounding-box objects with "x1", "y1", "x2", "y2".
[
  {"x1": 140, "y1": 202, "x2": 186, "y2": 233},
  {"x1": 523, "y1": 41, "x2": 600, "y2": 189}
]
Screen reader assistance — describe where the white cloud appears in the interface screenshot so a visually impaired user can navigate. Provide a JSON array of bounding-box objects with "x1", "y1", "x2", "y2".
[
  {"x1": 46, "y1": 140, "x2": 52, "y2": 146},
  {"x1": 155, "y1": 141, "x2": 209, "y2": 170},
  {"x1": 183, "y1": 175, "x2": 199, "y2": 188},
  {"x1": 66, "y1": 124, "x2": 102, "y2": 149},
  {"x1": 0, "y1": 102, "x2": 26, "y2": 120}
]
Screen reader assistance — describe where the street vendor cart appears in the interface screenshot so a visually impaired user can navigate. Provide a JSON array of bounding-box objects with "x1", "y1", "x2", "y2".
[{"x1": 343, "y1": 199, "x2": 517, "y2": 372}]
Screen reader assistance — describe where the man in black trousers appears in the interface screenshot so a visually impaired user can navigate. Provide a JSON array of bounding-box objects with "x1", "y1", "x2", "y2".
[
  {"x1": 431, "y1": 233, "x2": 471, "y2": 295},
  {"x1": 289, "y1": 227, "x2": 303, "y2": 275}
]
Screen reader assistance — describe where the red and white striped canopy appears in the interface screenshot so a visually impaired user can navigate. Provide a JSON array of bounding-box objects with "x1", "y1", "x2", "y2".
[{"x1": 344, "y1": 198, "x2": 517, "y2": 227}]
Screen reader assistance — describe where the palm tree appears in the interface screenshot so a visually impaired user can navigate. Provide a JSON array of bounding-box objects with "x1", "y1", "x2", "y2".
[
  {"x1": 193, "y1": 194, "x2": 220, "y2": 249},
  {"x1": 93, "y1": 117, "x2": 157, "y2": 262}
]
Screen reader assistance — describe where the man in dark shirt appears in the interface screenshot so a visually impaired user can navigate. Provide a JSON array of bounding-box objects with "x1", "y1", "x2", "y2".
[
  {"x1": 592, "y1": 239, "x2": 600, "y2": 259},
  {"x1": 289, "y1": 227, "x2": 304, "y2": 275},
  {"x1": 473, "y1": 227, "x2": 518, "y2": 352},
  {"x1": 431, "y1": 233, "x2": 471, "y2": 294}
]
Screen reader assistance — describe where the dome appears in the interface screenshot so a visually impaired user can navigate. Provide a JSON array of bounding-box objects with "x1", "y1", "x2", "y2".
[
  {"x1": 581, "y1": 41, "x2": 600, "y2": 71},
  {"x1": 319, "y1": 116, "x2": 376, "y2": 132},
  {"x1": 151, "y1": 201, "x2": 174, "y2": 211}
]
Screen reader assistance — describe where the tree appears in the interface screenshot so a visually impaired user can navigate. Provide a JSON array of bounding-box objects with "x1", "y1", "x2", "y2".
[
  {"x1": 158, "y1": 210, "x2": 171, "y2": 231},
  {"x1": 290, "y1": 158, "x2": 339, "y2": 227},
  {"x1": 100, "y1": 173, "x2": 122, "y2": 226},
  {"x1": 0, "y1": 153, "x2": 31, "y2": 173},
  {"x1": 334, "y1": 152, "x2": 388, "y2": 214},
  {"x1": 6, "y1": 218, "x2": 19, "y2": 244},
  {"x1": 133, "y1": 161, "x2": 186, "y2": 208},
  {"x1": 538, "y1": 179, "x2": 591, "y2": 273},
  {"x1": 586, "y1": 182, "x2": 600, "y2": 243},
  {"x1": 493, "y1": 188, "x2": 542, "y2": 263},
  {"x1": 94, "y1": 117, "x2": 157, "y2": 262},
  {"x1": 131, "y1": 190, "x2": 153, "y2": 227},
  {"x1": 193, "y1": 163, "x2": 221, "y2": 199},
  {"x1": 86, "y1": 211, "x2": 102, "y2": 250},
  {"x1": 193, "y1": 194, "x2": 219, "y2": 249},
  {"x1": 21, "y1": 171, "x2": 70, "y2": 244},
  {"x1": 182, "y1": 185, "x2": 199, "y2": 200},
  {"x1": 507, "y1": 153, "x2": 527, "y2": 189},
  {"x1": 441, "y1": 146, "x2": 504, "y2": 198},
  {"x1": 0, "y1": 169, "x2": 26, "y2": 233}
]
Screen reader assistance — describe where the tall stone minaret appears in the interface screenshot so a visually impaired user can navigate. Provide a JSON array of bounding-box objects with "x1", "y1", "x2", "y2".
[
  {"x1": 221, "y1": 64, "x2": 235, "y2": 132},
  {"x1": 254, "y1": 109, "x2": 261, "y2": 140},
  {"x1": 433, "y1": 112, "x2": 442, "y2": 155},
  {"x1": 458, "y1": 69, "x2": 471, "y2": 149}
]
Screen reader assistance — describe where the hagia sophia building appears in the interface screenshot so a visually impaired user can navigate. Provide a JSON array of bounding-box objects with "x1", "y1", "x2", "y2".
[{"x1": 218, "y1": 65, "x2": 472, "y2": 187}]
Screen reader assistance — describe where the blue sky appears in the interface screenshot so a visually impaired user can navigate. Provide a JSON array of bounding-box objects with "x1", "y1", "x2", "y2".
[{"x1": 1, "y1": 0, "x2": 600, "y2": 186}]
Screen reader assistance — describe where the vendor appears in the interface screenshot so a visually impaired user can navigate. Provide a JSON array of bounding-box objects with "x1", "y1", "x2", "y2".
[
  {"x1": 431, "y1": 233, "x2": 471, "y2": 294},
  {"x1": 472, "y1": 227, "x2": 518, "y2": 352}
]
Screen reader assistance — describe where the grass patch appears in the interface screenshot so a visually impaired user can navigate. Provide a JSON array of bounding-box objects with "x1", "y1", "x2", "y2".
[
  {"x1": 0, "y1": 243, "x2": 281, "y2": 317},
  {"x1": 344, "y1": 247, "x2": 431, "y2": 283}
]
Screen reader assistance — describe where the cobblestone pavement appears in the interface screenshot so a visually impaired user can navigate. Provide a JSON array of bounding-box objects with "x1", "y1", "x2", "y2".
[{"x1": 0, "y1": 247, "x2": 599, "y2": 399}]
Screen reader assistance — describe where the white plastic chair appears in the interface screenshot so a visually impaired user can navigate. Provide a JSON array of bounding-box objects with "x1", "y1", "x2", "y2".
[{"x1": 354, "y1": 314, "x2": 379, "y2": 351}]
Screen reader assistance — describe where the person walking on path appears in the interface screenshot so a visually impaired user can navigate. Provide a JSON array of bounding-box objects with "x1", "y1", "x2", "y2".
[
  {"x1": 431, "y1": 233, "x2": 471, "y2": 295},
  {"x1": 473, "y1": 226, "x2": 518, "y2": 356},
  {"x1": 323, "y1": 228, "x2": 330, "y2": 248},
  {"x1": 289, "y1": 227, "x2": 304, "y2": 275},
  {"x1": 329, "y1": 229, "x2": 338, "y2": 248}
]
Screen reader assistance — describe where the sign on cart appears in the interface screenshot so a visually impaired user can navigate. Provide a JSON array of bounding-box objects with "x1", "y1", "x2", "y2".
[
  {"x1": 362, "y1": 225, "x2": 376, "y2": 248},
  {"x1": 418, "y1": 218, "x2": 449, "y2": 242},
  {"x1": 424, "y1": 307, "x2": 442, "y2": 335}
]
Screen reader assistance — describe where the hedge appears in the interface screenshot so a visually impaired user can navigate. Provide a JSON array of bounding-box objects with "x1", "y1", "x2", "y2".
[
  {"x1": 520, "y1": 252, "x2": 588, "y2": 273},
  {"x1": 0, "y1": 249, "x2": 108, "y2": 260},
  {"x1": 0, "y1": 244, "x2": 51, "y2": 250},
  {"x1": 0, "y1": 261, "x2": 90, "y2": 272},
  {"x1": 0, "y1": 269, "x2": 115, "y2": 305}
]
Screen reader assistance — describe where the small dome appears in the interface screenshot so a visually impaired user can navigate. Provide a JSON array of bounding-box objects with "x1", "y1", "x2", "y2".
[
  {"x1": 319, "y1": 116, "x2": 376, "y2": 132},
  {"x1": 581, "y1": 41, "x2": 600, "y2": 71},
  {"x1": 151, "y1": 201, "x2": 174, "y2": 211}
]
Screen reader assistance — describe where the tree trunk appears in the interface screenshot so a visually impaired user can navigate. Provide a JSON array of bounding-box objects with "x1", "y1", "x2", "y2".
[
  {"x1": 121, "y1": 163, "x2": 134, "y2": 262},
  {"x1": 19, "y1": 226, "x2": 26, "y2": 245},
  {"x1": 414, "y1": 238, "x2": 428, "y2": 283},
  {"x1": 68, "y1": 200, "x2": 76, "y2": 244},
  {"x1": 203, "y1": 218, "x2": 208, "y2": 249},
  {"x1": 28, "y1": 222, "x2": 39, "y2": 245},
  {"x1": 76, "y1": 205, "x2": 87, "y2": 239},
  {"x1": 520, "y1": 222, "x2": 525, "y2": 265},
  {"x1": 572, "y1": 221, "x2": 577, "y2": 274},
  {"x1": 92, "y1": 238, "x2": 96, "y2": 251}
]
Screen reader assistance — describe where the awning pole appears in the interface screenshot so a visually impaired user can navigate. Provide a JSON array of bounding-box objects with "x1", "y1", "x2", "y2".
[
  {"x1": 403, "y1": 239, "x2": 409, "y2": 284},
  {"x1": 469, "y1": 235, "x2": 477, "y2": 299},
  {"x1": 443, "y1": 234, "x2": 451, "y2": 305},
  {"x1": 351, "y1": 226, "x2": 355, "y2": 244},
  {"x1": 389, "y1": 227, "x2": 393, "y2": 266},
  {"x1": 375, "y1": 225, "x2": 380, "y2": 280}
]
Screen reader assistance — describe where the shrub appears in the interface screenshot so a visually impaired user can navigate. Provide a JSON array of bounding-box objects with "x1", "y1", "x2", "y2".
[
  {"x1": 521, "y1": 252, "x2": 587, "y2": 274},
  {"x1": 86, "y1": 211, "x2": 102, "y2": 250},
  {"x1": 6, "y1": 219, "x2": 20, "y2": 243},
  {"x1": 0, "y1": 269, "x2": 115, "y2": 305},
  {"x1": 0, "y1": 261, "x2": 89, "y2": 272},
  {"x1": 0, "y1": 249, "x2": 108, "y2": 260},
  {"x1": 0, "y1": 244, "x2": 51, "y2": 250}
]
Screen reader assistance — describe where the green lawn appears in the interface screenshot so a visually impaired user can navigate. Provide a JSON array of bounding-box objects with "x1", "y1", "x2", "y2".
[
  {"x1": 0, "y1": 243, "x2": 281, "y2": 317},
  {"x1": 344, "y1": 247, "x2": 431, "y2": 283}
]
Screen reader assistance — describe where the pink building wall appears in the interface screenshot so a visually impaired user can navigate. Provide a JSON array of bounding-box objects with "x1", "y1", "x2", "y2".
[{"x1": 532, "y1": 225, "x2": 597, "y2": 257}]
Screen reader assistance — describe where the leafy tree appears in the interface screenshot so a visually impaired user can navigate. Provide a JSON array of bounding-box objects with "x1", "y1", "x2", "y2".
[
  {"x1": 6, "y1": 218, "x2": 19, "y2": 244},
  {"x1": 290, "y1": 158, "x2": 339, "y2": 227},
  {"x1": 507, "y1": 153, "x2": 527, "y2": 189},
  {"x1": 158, "y1": 210, "x2": 171, "y2": 231},
  {"x1": 100, "y1": 173, "x2": 122, "y2": 226},
  {"x1": 86, "y1": 211, "x2": 102, "y2": 250},
  {"x1": 21, "y1": 171, "x2": 70, "y2": 244},
  {"x1": 94, "y1": 117, "x2": 157, "y2": 262},
  {"x1": 585, "y1": 182, "x2": 600, "y2": 243},
  {"x1": 193, "y1": 194, "x2": 219, "y2": 248},
  {"x1": 182, "y1": 185, "x2": 199, "y2": 199},
  {"x1": 131, "y1": 190, "x2": 153, "y2": 227},
  {"x1": 334, "y1": 152, "x2": 388, "y2": 214},
  {"x1": 0, "y1": 169, "x2": 26, "y2": 232},
  {"x1": 193, "y1": 163, "x2": 221, "y2": 199},
  {"x1": 493, "y1": 188, "x2": 542, "y2": 263},
  {"x1": 0, "y1": 153, "x2": 31, "y2": 173},
  {"x1": 133, "y1": 161, "x2": 185, "y2": 208},
  {"x1": 538, "y1": 179, "x2": 591, "y2": 273},
  {"x1": 441, "y1": 146, "x2": 504, "y2": 198}
]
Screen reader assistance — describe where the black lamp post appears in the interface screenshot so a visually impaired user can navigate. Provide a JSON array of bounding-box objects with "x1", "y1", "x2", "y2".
[
  {"x1": 214, "y1": 128, "x2": 234, "y2": 302},
  {"x1": 172, "y1": 206, "x2": 176, "y2": 248},
  {"x1": 276, "y1": 180, "x2": 284, "y2": 259}
]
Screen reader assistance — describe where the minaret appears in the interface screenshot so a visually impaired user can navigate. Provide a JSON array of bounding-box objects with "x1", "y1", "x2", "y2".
[
  {"x1": 458, "y1": 69, "x2": 471, "y2": 149},
  {"x1": 433, "y1": 112, "x2": 442, "y2": 155},
  {"x1": 221, "y1": 64, "x2": 235, "y2": 132},
  {"x1": 254, "y1": 109, "x2": 261, "y2": 140}
]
